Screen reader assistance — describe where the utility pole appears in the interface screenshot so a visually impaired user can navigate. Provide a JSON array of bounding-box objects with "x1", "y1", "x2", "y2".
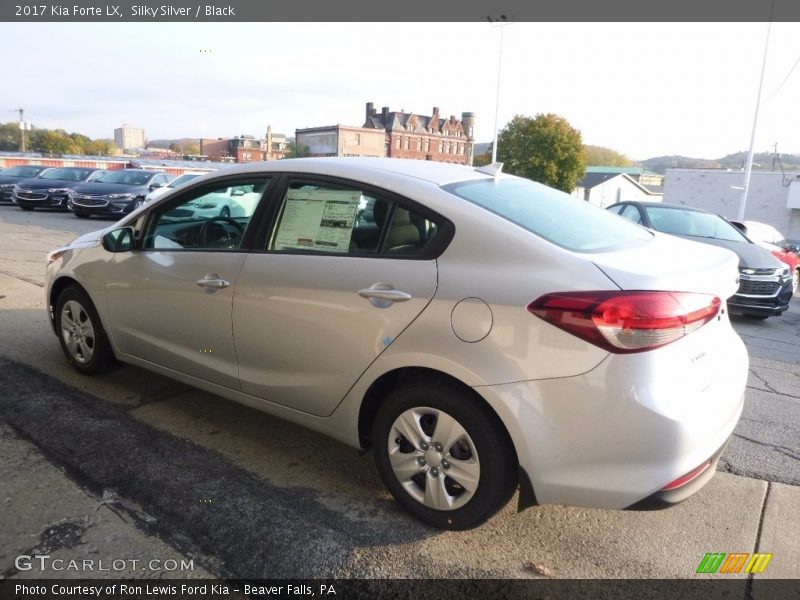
[{"x1": 16, "y1": 108, "x2": 25, "y2": 152}]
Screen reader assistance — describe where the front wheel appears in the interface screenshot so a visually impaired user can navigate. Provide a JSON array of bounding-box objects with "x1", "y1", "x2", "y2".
[
  {"x1": 74, "y1": 213, "x2": 90, "y2": 219},
  {"x1": 20, "y1": 205, "x2": 33, "y2": 211},
  {"x1": 54, "y1": 285, "x2": 115, "y2": 374},
  {"x1": 372, "y1": 379, "x2": 517, "y2": 530}
]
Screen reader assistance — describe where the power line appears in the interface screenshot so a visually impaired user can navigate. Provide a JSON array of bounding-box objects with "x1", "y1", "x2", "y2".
[{"x1": 767, "y1": 54, "x2": 800, "y2": 101}]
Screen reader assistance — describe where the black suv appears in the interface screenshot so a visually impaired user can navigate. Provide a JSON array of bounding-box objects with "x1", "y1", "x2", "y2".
[
  {"x1": 13, "y1": 167, "x2": 107, "y2": 211},
  {"x1": 0, "y1": 165, "x2": 49, "y2": 203},
  {"x1": 69, "y1": 169, "x2": 171, "y2": 218},
  {"x1": 608, "y1": 201, "x2": 793, "y2": 319}
]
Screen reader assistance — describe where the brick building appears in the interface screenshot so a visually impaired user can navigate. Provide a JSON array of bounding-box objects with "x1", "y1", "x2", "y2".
[
  {"x1": 200, "y1": 126, "x2": 288, "y2": 163},
  {"x1": 362, "y1": 102, "x2": 475, "y2": 165}
]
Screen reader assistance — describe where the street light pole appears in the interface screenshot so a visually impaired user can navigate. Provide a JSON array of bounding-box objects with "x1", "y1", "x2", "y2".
[{"x1": 737, "y1": 8, "x2": 773, "y2": 221}]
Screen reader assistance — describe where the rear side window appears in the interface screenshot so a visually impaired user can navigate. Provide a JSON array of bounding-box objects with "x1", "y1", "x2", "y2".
[
  {"x1": 268, "y1": 180, "x2": 444, "y2": 257},
  {"x1": 444, "y1": 177, "x2": 651, "y2": 252}
]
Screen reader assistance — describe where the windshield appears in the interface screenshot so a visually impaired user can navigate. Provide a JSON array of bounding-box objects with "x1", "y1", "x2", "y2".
[
  {"x1": 646, "y1": 206, "x2": 750, "y2": 242},
  {"x1": 97, "y1": 171, "x2": 154, "y2": 185},
  {"x1": 168, "y1": 174, "x2": 200, "y2": 188},
  {"x1": 40, "y1": 168, "x2": 93, "y2": 181},
  {"x1": 3, "y1": 166, "x2": 44, "y2": 177},
  {"x1": 443, "y1": 177, "x2": 652, "y2": 252}
]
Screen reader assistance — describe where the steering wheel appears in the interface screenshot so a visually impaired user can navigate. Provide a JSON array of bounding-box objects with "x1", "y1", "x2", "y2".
[{"x1": 199, "y1": 216, "x2": 245, "y2": 248}]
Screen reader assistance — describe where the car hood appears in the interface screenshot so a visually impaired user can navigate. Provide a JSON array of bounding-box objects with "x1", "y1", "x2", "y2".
[
  {"x1": 71, "y1": 182, "x2": 148, "y2": 195},
  {"x1": 63, "y1": 227, "x2": 111, "y2": 250},
  {"x1": 16, "y1": 178, "x2": 82, "y2": 190},
  {"x1": 590, "y1": 232, "x2": 740, "y2": 299},
  {"x1": 0, "y1": 175, "x2": 29, "y2": 185},
  {"x1": 670, "y1": 234, "x2": 784, "y2": 270}
]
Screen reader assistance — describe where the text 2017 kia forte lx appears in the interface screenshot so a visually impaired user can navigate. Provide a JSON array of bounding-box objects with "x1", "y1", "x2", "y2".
[{"x1": 45, "y1": 158, "x2": 747, "y2": 529}]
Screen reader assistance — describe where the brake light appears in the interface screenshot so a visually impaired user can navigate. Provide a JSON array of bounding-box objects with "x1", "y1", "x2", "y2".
[{"x1": 527, "y1": 291, "x2": 721, "y2": 353}]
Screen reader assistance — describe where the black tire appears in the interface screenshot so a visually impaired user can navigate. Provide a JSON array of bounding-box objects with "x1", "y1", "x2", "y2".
[
  {"x1": 744, "y1": 314, "x2": 770, "y2": 321},
  {"x1": 20, "y1": 205, "x2": 33, "y2": 211},
  {"x1": 372, "y1": 378, "x2": 517, "y2": 530},
  {"x1": 74, "y1": 213, "x2": 90, "y2": 219},
  {"x1": 54, "y1": 285, "x2": 116, "y2": 375}
]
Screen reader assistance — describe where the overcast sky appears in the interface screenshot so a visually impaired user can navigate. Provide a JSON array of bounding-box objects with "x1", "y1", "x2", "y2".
[{"x1": 3, "y1": 22, "x2": 800, "y2": 160}]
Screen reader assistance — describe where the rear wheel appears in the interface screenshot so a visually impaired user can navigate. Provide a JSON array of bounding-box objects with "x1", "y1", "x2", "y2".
[
  {"x1": 372, "y1": 379, "x2": 517, "y2": 530},
  {"x1": 54, "y1": 285, "x2": 115, "y2": 375}
]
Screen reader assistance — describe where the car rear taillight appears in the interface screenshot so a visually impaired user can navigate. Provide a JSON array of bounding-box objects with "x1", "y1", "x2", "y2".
[{"x1": 527, "y1": 291, "x2": 721, "y2": 353}]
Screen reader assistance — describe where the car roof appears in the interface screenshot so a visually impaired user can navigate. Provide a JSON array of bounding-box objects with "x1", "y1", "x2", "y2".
[{"x1": 208, "y1": 157, "x2": 494, "y2": 187}]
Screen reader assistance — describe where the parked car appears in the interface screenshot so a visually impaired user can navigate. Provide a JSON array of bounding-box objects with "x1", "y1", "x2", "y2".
[
  {"x1": 608, "y1": 201, "x2": 793, "y2": 319},
  {"x1": 12, "y1": 167, "x2": 107, "y2": 211},
  {"x1": 68, "y1": 169, "x2": 171, "y2": 218},
  {"x1": 0, "y1": 165, "x2": 49, "y2": 203},
  {"x1": 735, "y1": 220, "x2": 800, "y2": 294},
  {"x1": 45, "y1": 158, "x2": 747, "y2": 529},
  {"x1": 144, "y1": 173, "x2": 200, "y2": 204}
]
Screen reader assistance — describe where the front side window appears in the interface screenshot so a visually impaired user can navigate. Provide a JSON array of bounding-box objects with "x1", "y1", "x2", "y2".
[
  {"x1": 142, "y1": 178, "x2": 270, "y2": 251},
  {"x1": 620, "y1": 204, "x2": 642, "y2": 224}
]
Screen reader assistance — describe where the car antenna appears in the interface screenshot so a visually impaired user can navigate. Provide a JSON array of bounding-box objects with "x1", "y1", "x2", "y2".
[{"x1": 476, "y1": 162, "x2": 503, "y2": 178}]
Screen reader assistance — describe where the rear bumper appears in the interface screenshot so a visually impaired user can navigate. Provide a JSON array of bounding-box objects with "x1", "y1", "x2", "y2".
[
  {"x1": 626, "y1": 438, "x2": 729, "y2": 510},
  {"x1": 475, "y1": 321, "x2": 748, "y2": 510}
]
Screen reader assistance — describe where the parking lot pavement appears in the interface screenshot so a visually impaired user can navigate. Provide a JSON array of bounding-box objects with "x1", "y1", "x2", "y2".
[
  {"x1": 0, "y1": 422, "x2": 213, "y2": 580},
  {"x1": 0, "y1": 217, "x2": 798, "y2": 581}
]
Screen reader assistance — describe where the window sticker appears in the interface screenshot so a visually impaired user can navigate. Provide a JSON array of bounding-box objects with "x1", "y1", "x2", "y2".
[{"x1": 274, "y1": 188, "x2": 361, "y2": 252}]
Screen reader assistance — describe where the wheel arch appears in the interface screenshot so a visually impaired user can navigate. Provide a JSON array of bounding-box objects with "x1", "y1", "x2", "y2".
[
  {"x1": 357, "y1": 367, "x2": 517, "y2": 462},
  {"x1": 48, "y1": 276, "x2": 82, "y2": 332}
]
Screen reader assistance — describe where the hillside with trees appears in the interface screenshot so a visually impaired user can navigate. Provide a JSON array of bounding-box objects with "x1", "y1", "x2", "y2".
[{"x1": 0, "y1": 122, "x2": 115, "y2": 156}]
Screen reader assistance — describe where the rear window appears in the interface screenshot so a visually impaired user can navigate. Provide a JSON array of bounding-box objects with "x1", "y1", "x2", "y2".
[
  {"x1": 647, "y1": 206, "x2": 748, "y2": 242},
  {"x1": 443, "y1": 177, "x2": 651, "y2": 252}
]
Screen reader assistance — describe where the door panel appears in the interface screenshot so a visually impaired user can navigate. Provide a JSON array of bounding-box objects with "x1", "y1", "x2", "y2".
[
  {"x1": 106, "y1": 251, "x2": 246, "y2": 389},
  {"x1": 233, "y1": 254, "x2": 437, "y2": 416}
]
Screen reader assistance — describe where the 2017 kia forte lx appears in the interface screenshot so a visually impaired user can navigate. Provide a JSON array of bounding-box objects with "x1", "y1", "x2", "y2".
[{"x1": 45, "y1": 158, "x2": 748, "y2": 529}]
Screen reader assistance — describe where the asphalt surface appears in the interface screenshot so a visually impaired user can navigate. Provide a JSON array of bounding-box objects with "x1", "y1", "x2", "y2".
[{"x1": 0, "y1": 207, "x2": 798, "y2": 585}]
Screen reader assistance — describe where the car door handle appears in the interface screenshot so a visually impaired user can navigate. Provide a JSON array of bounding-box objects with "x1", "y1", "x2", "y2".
[
  {"x1": 358, "y1": 283, "x2": 411, "y2": 307},
  {"x1": 197, "y1": 274, "x2": 230, "y2": 289}
]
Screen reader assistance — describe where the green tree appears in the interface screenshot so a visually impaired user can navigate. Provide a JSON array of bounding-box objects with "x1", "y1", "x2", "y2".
[
  {"x1": 285, "y1": 142, "x2": 310, "y2": 158},
  {"x1": 472, "y1": 148, "x2": 492, "y2": 167},
  {"x1": 497, "y1": 114, "x2": 586, "y2": 192},
  {"x1": 0, "y1": 122, "x2": 21, "y2": 151},
  {"x1": 584, "y1": 145, "x2": 633, "y2": 167}
]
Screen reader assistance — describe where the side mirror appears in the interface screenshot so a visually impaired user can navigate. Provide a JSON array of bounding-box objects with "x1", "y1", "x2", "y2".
[
  {"x1": 788, "y1": 243, "x2": 800, "y2": 254},
  {"x1": 149, "y1": 183, "x2": 164, "y2": 191},
  {"x1": 102, "y1": 227, "x2": 134, "y2": 253}
]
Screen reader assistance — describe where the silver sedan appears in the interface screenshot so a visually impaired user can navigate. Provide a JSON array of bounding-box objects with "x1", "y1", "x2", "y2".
[{"x1": 45, "y1": 158, "x2": 747, "y2": 529}]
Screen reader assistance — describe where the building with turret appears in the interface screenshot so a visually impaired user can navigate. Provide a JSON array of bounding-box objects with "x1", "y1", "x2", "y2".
[
  {"x1": 295, "y1": 102, "x2": 475, "y2": 165},
  {"x1": 362, "y1": 103, "x2": 475, "y2": 165}
]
